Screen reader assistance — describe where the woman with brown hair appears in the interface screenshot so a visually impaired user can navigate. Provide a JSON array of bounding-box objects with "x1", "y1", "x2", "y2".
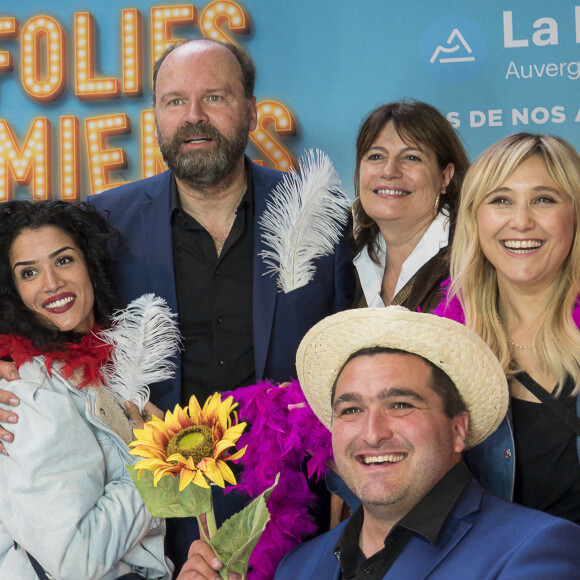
[{"x1": 351, "y1": 100, "x2": 469, "y2": 312}]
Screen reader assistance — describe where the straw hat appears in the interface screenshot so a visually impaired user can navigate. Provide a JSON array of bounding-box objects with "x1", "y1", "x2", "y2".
[{"x1": 296, "y1": 307, "x2": 508, "y2": 449}]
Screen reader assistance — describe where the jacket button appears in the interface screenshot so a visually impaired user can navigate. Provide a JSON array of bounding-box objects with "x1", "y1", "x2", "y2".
[{"x1": 504, "y1": 449, "x2": 512, "y2": 458}]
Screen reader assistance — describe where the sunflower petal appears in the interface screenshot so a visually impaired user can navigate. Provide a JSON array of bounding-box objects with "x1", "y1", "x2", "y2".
[
  {"x1": 134, "y1": 458, "x2": 166, "y2": 472},
  {"x1": 203, "y1": 460, "x2": 225, "y2": 488},
  {"x1": 192, "y1": 469, "x2": 210, "y2": 489},
  {"x1": 166, "y1": 452, "x2": 188, "y2": 465},
  {"x1": 130, "y1": 442, "x2": 168, "y2": 457},
  {"x1": 176, "y1": 406, "x2": 191, "y2": 429},
  {"x1": 226, "y1": 445, "x2": 247, "y2": 461},
  {"x1": 131, "y1": 447, "x2": 167, "y2": 460},
  {"x1": 214, "y1": 439, "x2": 235, "y2": 456},
  {"x1": 216, "y1": 459, "x2": 237, "y2": 486},
  {"x1": 188, "y1": 395, "x2": 203, "y2": 423},
  {"x1": 222, "y1": 422, "x2": 246, "y2": 444},
  {"x1": 153, "y1": 466, "x2": 175, "y2": 486},
  {"x1": 179, "y1": 467, "x2": 196, "y2": 492}
]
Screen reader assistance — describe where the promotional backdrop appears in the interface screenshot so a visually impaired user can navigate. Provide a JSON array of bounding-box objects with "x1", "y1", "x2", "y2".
[{"x1": 1, "y1": 0, "x2": 578, "y2": 201}]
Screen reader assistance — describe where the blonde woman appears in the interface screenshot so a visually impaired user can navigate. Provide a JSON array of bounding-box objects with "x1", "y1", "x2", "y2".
[{"x1": 434, "y1": 133, "x2": 580, "y2": 523}]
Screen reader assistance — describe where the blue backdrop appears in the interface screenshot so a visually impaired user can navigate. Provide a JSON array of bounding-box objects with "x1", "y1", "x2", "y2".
[{"x1": 0, "y1": 0, "x2": 578, "y2": 200}]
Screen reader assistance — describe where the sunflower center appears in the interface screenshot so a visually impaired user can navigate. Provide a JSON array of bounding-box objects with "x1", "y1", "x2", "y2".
[{"x1": 166, "y1": 425, "x2": 214, "y2": 464}]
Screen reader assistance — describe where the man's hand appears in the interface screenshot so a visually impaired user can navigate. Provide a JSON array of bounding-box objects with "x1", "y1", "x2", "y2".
[
  {"x1": 177, "y1": 540, "x2": 241, "y2": 580},
  {"x1": 124, "y1": 400, "x2": 165, "y2": 431},
  {"x1": 0, "y1": 361, "x2": 20, "y2": 454}
]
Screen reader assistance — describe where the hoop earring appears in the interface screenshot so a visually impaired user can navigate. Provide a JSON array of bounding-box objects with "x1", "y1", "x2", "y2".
[{"x1": 351, "y1": 197, "x2": 374, "y2": 229}]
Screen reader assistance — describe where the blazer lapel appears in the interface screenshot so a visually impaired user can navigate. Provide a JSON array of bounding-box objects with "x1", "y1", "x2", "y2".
[
  {"x1": 385, "y1": 479, "x2": 483, "y2": 579},
  {"x1": 140, "y1": 171, "x2": 179, "y2": 315},
  {"x1": 406, "y1": 248, "x2": 449, "y2": 312},
  {"x1": 251, "y1": 162, "x2": 282, "y2": 380}
]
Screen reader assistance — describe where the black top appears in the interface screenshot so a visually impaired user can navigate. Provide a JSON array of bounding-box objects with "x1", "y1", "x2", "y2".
[
  {"x1": 171, "y1": 171, "x2": 255, "y2": 405},
  {"x1": 512, "y1": 375, "x2": 580, "y2": 524},
  {"x1": 334, "y1": 461, "x2": 471, "y2": 579}
]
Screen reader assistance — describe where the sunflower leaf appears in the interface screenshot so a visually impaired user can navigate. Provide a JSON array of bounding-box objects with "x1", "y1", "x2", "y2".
[
  {"x1": 209, "y1": 473, "x2": 280, "y2": 577},
  {"x1": 126, "y1": 465, "x2": 212, "y2": 517}
]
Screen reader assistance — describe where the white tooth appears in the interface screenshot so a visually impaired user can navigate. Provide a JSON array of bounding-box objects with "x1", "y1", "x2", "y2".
[
  {"x1": 363, "y1": 454, "x2": 404, "y2": 464},
  {"x1": 45, "y1": 296, "x2": 74, "y2": 309},
  {"x1": 504, "y1": 240, "x2": 541, "y2": 251},
  {"x1": 376, "y1": 189, "x2": 409, "y2": 196}
]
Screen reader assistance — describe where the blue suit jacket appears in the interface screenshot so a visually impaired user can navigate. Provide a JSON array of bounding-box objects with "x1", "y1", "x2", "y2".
[
  {"x1": 275, "y1": 478, "x2": 580, "y2": 579},
  {"x1": 86, "y1": 162, "x2": 355, "y2": 411}
]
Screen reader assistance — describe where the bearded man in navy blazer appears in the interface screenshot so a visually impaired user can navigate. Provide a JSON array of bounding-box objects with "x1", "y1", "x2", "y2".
[
  {"x1": 177, "y1": 308, "x2": 580, "y2": 579},
  {"x1": 85, "y1": 38, "x2": 354, "y2": 414},
  {"x1": 87, "y1": 39, "x2": 352, "y2": 571}
]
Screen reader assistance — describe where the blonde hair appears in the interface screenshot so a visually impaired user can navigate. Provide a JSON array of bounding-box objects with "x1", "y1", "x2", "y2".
[{"x1": 449, "y1": 133, "x2": 580, "y2": 395}]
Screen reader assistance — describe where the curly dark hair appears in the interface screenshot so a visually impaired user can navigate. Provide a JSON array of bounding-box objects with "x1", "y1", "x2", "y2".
[
  {"x1": 0, "y1": 200, "x2": 122, "y2": 349},
  {"x1": 351, "y1": 100, "x2": 470, "y2": 263}
]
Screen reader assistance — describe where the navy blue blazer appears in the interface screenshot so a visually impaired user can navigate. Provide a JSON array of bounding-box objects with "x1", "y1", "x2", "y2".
[
  {"x1": 275, "y1": 478, "x2": 580, "y2": 579},
  {"x1": 86, "y1": 161, "x2": 355, "y2": 411}
]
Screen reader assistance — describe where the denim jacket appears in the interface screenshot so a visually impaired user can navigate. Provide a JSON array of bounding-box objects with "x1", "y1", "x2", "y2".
[
  {"x1": 464, "y1": 395, "x2": 580, "y2": 501},
  {"x1": 0, "y1": 357, "x2": 173, "y2": 580}
]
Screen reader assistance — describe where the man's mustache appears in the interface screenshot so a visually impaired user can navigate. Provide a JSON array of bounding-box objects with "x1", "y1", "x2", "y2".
[{"x1": 173, "y1": 123, "x2": 223, "y2": 143}]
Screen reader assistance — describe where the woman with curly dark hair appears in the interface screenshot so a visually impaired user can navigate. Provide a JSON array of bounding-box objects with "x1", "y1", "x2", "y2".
[
  {"x1": 0, "y1": 200, "x2": 177, "y2": 579},
  {"x1": 0, "y1": 201, "x2": 121, "y2": 348}
]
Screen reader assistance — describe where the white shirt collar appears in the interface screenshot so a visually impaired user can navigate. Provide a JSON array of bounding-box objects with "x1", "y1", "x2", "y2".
[{"x1": 354, "y1": 212, "x2": 450, "y2": 308}]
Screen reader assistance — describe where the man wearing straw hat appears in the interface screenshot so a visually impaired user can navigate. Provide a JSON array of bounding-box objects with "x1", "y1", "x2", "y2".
[
  {"x1": 176, "y1": 307, "x2": 580, "y2": 579},
  {"x1": 272, "y1": 307, "x2": 580, "y2": 579}
]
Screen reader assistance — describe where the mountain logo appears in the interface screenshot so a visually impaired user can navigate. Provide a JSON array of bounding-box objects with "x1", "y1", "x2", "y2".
[
  {"x1": 420, "y1": 16, "x2": 487, "y2": 81},
  {"x1": 430, "y1": 29, "x2": 475, "y2": 64}
]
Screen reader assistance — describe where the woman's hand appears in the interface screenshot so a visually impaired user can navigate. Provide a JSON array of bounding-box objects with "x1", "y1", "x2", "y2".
[
  {"x1": 0, "y1": 361, "x2": 20, "y2": 454},
  {"x1": 123, "y1": 400, "x2": 164, "y2": 431}
]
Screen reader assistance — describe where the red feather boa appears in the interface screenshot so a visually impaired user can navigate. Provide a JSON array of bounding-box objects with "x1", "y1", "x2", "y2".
[{"x1": 0, "y1": 331, "x2": 112, "y2": 388}]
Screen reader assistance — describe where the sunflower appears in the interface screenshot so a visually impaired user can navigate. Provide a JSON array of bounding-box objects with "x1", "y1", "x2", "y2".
[{"x1": 129, "y1": 393, "x2": 247, "y2": 491}]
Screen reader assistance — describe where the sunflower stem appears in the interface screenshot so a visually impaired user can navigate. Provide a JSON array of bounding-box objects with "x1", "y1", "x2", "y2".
[
  {"x1": 196, "y1": 515, "x2": 210, "y2": 543},
  {"x1": 206, "y1": 500, "x2": 218, "y2": 539}
]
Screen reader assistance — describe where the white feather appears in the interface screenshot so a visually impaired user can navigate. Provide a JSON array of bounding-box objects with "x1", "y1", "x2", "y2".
[
  {"x1": 98, "y1": 294, "x2": 180, "y2": 413},
  {"x1": 259, "y1": 149, "x2": 350, "y2": 293}
]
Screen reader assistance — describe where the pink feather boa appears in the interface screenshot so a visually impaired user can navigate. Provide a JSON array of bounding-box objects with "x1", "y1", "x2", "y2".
[
  {"x1": 432, "y1": 278, "x2": 580, "y2": 328},
  {"x1": 224, "y1": 379, "x2": 333, "y2": 580},
  {"x1": 431, "y1": 279, "x2": 465, "y2": 322}
]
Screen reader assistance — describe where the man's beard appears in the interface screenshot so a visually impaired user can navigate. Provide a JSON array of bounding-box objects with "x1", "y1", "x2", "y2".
[{"x1": 157, "y1": 120, "x2": 249, "y2": 186}]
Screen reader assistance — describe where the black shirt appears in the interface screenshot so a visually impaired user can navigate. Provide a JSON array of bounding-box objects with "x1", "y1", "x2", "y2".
[
  {"x1": 171, "y1": 170, "x2": 255, "y2": 405},
  {"x1": 334, "y1": 461, "x2": 472, "y2": 579},
  {"x1": 512, "y1": 375, "x2": 580, "y2": 523}
]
